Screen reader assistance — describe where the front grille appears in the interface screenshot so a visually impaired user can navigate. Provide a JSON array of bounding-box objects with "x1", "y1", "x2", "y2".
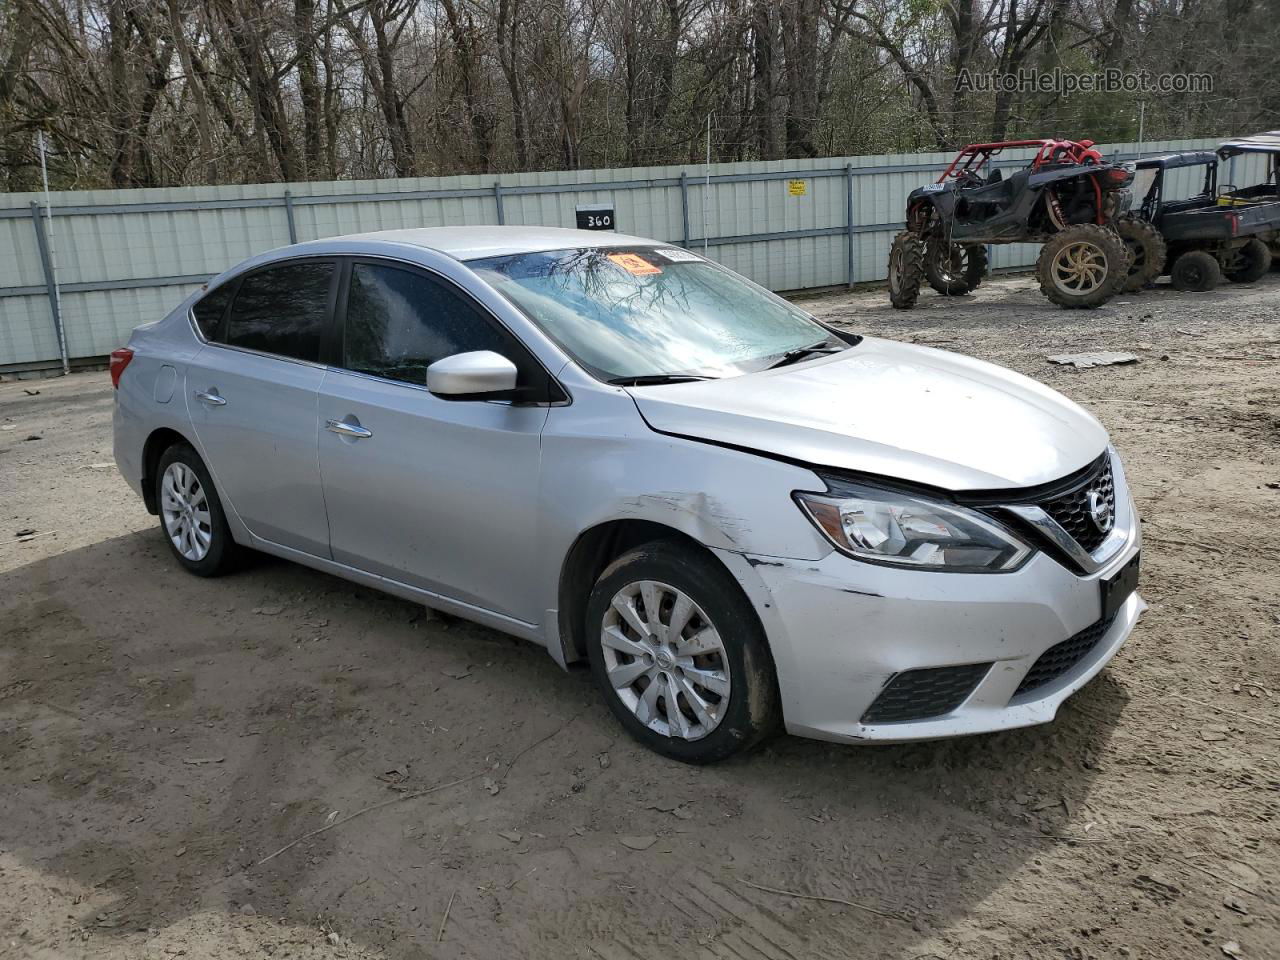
[
  {"x1": 861, "y1": 662, "x2": 991, "y2": 724},
  {"x1": 1014, "y1": 614, "x2": 1116, "y2": 699},
  {"x1": 1040, "y1": 455, "x2": 1115, "y2": 553}
]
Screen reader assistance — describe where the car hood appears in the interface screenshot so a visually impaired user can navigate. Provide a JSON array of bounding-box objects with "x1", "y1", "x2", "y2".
[{"x1": 626, "y1": 337, "x2": 1108, "y2": 491}]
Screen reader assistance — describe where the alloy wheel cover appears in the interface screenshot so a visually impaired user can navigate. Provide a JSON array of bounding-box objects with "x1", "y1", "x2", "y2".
[
  {"x1": 1051, "y1": 241, "x2": 1108, "y2": 294},
  {"x1": 161, "y1": 462, "x2": 213, "y2": 561},
  {"x1": 599, "y1": 580, "x2": 731, "y2": 741}
]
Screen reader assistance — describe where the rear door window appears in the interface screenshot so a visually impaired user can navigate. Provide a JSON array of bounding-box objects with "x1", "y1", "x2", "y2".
[
  {"x1": 191, "y1": 282, "x2": 235, "y2": 341},
  {"x1": 225, "y1": 261, "x2": 334, "y2": 362}
]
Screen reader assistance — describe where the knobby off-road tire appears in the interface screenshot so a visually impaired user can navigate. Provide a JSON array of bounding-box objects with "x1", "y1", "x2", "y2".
[
  {"x1": 925, "y1": 239, "x2": 989, "y2": 295},
  {"x1": 1170, "y1": 250, "x2": 1222, "y2": 292},
  {"x1": 1222, "y1": 237, "x2": 1272, "y2": 283},
  {"x1": 154, "y1": 441, "x2": 241, "y2": 577},
  {"x1": 585, "y1": 541, "x2": 781, "y2": 764},
  {"x1": 1114, "y1": 216, "x2": 1167, "y2": 292},
  {"x1": 1036, "y1": 223, "x2": 1128, "y2": 309},
  {"x1": 888, "y1": 231, "x2": 926, "y2": 309}
]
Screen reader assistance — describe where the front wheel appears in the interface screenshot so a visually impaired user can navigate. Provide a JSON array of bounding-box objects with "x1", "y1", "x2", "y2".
[
  {"x1": 887, "y1": 231, "x2": 925, "y2": 309},
  {"x1": 925, "y1": 240, "x2": 988, "y2": 295},
  {"x1": 585, "y1": 541, "x2": 780, "y2": 763},
  {"x1": 1170, "y1": 249, "x2": 1222, "y2": 292},
  {"x1": 155, "y1": 441, "x2": 240, "y2": 576},
  {"x1": 1036, "y1": 223, "x2": 1128, "y2": 309}
]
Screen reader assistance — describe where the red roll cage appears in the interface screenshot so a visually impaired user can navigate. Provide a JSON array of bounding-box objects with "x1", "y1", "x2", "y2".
[{"x1": 937, "y1": 139, "x2": 1104, "y2": 182}]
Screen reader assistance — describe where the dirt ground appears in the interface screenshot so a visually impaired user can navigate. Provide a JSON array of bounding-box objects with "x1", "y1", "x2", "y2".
[{"x1": 2, "y1": 271, "x2": 1279, "y2": 960}]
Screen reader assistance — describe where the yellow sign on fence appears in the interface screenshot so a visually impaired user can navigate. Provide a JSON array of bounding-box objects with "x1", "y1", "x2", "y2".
[{"x1": 787, "y1": 179, "x2": 808, "y2": 197}]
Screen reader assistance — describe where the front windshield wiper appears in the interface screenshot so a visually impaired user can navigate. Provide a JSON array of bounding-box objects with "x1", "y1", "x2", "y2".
[
  {"x1": 606, "y1": 374, "x2": 716, "y2": 387},
  {"x1": 766, "y1": 340, "x2": 846, "y2": 370}
]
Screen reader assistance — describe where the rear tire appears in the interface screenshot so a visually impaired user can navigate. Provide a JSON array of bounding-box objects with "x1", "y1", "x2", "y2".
[
  {"x1": 1036, "y1": 223, "x2": 1127, "y2": 309},
  {"x1": 1222, "y1": 238, "x2": 1271, "y2": 283},
  {"x1": 1114, "y1": 216, "x2": 1166, "y2": 292},
  {"x1": 888, "y1": 231, "x2": 925, "y2": 309},
  {"x1": 1170, "y1": 250, "x2": 1221, "y2": 292},
  {"x1": 925, "y1": 240, "x2": 988, "y2": 295},
  {"x1": 155, "y1": 442, "x2": 240, "y2": 577},
  {"x1": 584, "y1": 541, "x2": 780, "y2": 764}
]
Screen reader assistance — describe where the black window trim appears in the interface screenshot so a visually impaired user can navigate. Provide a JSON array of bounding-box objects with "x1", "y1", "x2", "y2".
[
  {"x1": 186, "y1": 277, "x2": 240, "y2": 346},
  {"x1": 331, "y1": 254, "x2": 570, "y2": 406},
  {"x1": 187, "y1": 254, "x2": 340, "y2": 369}
]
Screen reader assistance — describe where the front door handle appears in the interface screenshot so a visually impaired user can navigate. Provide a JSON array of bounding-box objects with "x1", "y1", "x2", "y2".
[
  {"x1": 194, "y1": 390, "x2": 227, "y2": 406},
  {"x1": 326, "y1": 418, "x2": 373, "y2": 440}
]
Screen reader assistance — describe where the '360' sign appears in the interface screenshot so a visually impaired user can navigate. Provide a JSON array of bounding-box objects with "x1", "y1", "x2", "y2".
[{"x1": 576, "y1": 204, "x2": 615, "y2": 231}]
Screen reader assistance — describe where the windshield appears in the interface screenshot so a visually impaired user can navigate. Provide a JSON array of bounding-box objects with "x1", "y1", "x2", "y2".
[{"x1": 469, "y1": 246, "x2": 848, "y2": 381}]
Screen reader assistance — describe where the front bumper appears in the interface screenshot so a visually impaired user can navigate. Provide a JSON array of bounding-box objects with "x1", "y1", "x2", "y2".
[{"x1": 717, "y1": 521, "x2": 1144, "y2": 744}]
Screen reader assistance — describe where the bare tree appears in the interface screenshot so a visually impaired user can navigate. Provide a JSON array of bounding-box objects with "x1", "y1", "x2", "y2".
[{"x1": 1, "y1": 0, "x2": 1275, "y2": 190}]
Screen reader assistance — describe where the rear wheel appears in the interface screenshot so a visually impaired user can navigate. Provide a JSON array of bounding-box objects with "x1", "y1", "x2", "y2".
[
  {"x1": 1036, "y1": 223, "x2": 1127, "y2": 309},
  {"x1": 1221, "y1": 238, "x2": 1272, "y2": 283},
  {"x1": 585, "y1": 541, "x2": 780, "y2": 763},
  {"x1": 1170, "y1": 250, "x2": 1221, "y2": 292},
  {"x1": 1114, "y1": 216, "x2": 1166, "y2": 292},
  {"x1": 888, "y1": 231, "x2": 925, "y2": 309},
  {"x1": 155, "y1": 442, "x2": 240, "y2": 576},
  {"x1": 925, "y1": 240, "x2": 988, "y2": 295}
]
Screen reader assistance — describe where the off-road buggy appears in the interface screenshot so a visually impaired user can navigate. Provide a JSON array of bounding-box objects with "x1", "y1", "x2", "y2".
[
  {"x1": 889, "y1": 139, "x2": 1135, "y2": 309},
  {"x1": 1118, "y1": 131, "x2": 1280, "y2": 292}
]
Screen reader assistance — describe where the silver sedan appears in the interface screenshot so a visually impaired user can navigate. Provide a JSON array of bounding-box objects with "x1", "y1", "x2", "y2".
[{"x1": 112, "y1": 226, "x2": 1143, "y2": 762}]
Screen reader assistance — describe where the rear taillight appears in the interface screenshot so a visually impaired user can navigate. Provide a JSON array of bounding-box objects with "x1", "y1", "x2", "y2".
[
  {"x1": 109, "y1": 348, "x2": 134, "y2": 389},
  {"x1": 1226, "y1": 212, "x2": 1239, "y2": 236}
]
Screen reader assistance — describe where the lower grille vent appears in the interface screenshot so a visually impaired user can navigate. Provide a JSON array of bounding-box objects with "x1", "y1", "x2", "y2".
[
  {"x1": 861, "y1": 662, "x2": 992, "y2": 724},
  {"x1": 1014, "y1": 614, "x2": 1117, "y2": 699}
]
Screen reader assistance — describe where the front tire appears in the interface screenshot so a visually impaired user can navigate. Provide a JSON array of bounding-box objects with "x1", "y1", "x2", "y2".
[
  {"x1": 888, "y1": 231, "x2": 925, "y2": 309},
  {"x1": 1170, "y1": 249, "x2": 1221, "y2": 292},
  {"x1": 925, "y1": 240, "x2": 988, "y2": 295},
  {"x1": 155, "y1": 442, "x2": 240, "y2": 576},
  {"x1": 585, "y1": 541, "x2": 780, "y2": 763},
  {"x1": 1036, "y1": 223, "x2": 1127, "y2": 309}
]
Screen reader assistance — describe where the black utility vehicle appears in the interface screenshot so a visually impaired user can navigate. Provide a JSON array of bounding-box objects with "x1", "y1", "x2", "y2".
[
  {"x1": 1121, "y1": 132, "x2": 1280, "y2": 292},
  {"x1": 889, "y1": 139, "x2": 1135, "y2": 309}
]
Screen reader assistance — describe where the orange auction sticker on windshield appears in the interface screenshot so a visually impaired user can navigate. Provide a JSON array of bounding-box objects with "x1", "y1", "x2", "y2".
[{"x1": 606, "y1": 253, "x2": 663, "y2": 275}]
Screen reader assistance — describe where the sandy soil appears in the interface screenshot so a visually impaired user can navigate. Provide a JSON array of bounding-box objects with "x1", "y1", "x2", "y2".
[{"x1": 2, "y1": 272, "x2": 1278, "y2": 960}]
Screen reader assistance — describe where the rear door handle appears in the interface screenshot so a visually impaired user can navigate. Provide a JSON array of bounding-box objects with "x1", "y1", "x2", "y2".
[
  {"x1": 194, "y1": 390, "x2": 226, "y2": 406},
  {"x1": 326, "y1": 418, "x2": 373, "y2": 439}
]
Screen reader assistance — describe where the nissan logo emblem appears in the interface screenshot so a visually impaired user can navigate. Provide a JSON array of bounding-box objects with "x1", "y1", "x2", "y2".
[{"x1": 1087, "y1": 490, "x2": 1114, "y2": 534}]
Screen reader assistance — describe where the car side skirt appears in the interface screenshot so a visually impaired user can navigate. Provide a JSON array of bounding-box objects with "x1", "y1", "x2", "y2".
[{"x1": 244, "y1": 533, "x2": 545, "y2": 646}]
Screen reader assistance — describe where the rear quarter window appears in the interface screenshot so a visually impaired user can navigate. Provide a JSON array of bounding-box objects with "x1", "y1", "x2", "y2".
[{"x1": 191, "y1": 283, "x2": 234, "y2": 341}]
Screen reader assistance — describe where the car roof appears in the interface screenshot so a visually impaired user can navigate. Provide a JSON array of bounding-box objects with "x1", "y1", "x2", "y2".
[
  {"x1": 307, "y1": 226, "x2": 664, "y2": 261},
  {"x1": 205, "y1": 226, "x2": 677, "y2": 295},
  {"x1": 1135, "y1": 151, "x2": 1217, "y2": 170},
  {"x1": 1218, "y1": 130, "x2": 1280, "y2": 157}
]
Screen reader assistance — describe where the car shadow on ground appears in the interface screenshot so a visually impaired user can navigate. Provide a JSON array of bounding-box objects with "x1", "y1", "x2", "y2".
[{"x1": 0, "y1": 528, "x2": 1130, "y2": 959}]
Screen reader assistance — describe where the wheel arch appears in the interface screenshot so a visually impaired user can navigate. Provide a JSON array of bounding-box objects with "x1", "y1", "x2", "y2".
[
  {"x1": 556, "y1": 519, "x2": 741, "y2": 665},
  {"x1": 140, "y1": 427, "x2": 195, "y2": 514},
  {"x1": 907, "y1": 197, "x2": 940, "y2": 232}
]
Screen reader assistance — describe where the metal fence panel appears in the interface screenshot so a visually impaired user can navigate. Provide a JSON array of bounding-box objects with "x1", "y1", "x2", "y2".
[
  {"x1": 0, "y1": 136, "x2": 1248, "y2": 370},
  {"x1": 0, "y1": 295, "x2": 60, "y2": 365}
]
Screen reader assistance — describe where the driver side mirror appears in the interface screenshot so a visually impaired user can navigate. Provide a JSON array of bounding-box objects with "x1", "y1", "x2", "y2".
[{"x1": 427, "y1": 351, "x2": 519, "y2": 401}]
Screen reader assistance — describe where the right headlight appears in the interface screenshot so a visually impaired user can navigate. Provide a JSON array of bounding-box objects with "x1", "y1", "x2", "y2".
[{"x1": 794, "y1": 478, "x2": 1032, "y2": 573}]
